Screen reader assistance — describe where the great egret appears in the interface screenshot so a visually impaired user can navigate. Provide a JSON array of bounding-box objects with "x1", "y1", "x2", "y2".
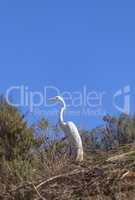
[{"x1": 49, "y1": 96, "x2": 83, "y2": 162}]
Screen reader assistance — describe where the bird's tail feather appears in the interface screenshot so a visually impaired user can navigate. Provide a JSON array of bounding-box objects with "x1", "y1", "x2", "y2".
[{"x1": 76, "y1": 148, "x2": 83, "y2": 162}]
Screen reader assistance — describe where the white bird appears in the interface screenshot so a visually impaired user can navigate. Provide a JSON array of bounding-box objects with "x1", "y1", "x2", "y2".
[{"x1": 49, "y1": 96, "x2": 83, "y2": 162}]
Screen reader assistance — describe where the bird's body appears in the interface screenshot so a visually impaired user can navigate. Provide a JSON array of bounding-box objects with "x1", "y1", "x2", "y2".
[
  {"x1": 60, "y1": 121, "x2": 83, "y2": 161},
  {"x1": 49, "y1": 96, "x2": 83, "y2": 162},
  {"x1": 60, "y1": 121, "x2": 82, "y2": 148}
]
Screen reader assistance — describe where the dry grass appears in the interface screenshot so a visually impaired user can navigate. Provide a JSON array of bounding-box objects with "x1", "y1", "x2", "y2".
[{"x1": 1, "y1": 144, "x2": 135, "y2": 200}]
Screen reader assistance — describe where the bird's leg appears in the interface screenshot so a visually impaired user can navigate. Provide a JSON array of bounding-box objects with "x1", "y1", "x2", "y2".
[
  {"x1": 61, "y1": 136, "x2": 68, "y2": 141},
  {"x1": 69, "y1": 145, "x2": 72, "y2": 156},
  {"x1": 69, "y1": 145, "x2": 77, "y2": 160}
]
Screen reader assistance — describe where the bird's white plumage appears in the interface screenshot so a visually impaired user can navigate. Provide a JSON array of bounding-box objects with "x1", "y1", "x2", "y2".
[
  {"x1": 61, "y1": 121, "x2": 83, "y2": 147},
  {"x1": 49, "y1": 96, "x2": 84, "y2": 161}
]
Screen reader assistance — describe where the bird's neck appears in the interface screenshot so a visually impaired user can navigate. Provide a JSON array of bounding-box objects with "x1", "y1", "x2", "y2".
[{"x1": 59, "y1": 100, "x2": 66, "y2": 125}]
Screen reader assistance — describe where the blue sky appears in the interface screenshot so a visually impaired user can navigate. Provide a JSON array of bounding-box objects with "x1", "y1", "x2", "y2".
[{"x1": 0, "y1": 0, "x2": 135, "y2": 129}]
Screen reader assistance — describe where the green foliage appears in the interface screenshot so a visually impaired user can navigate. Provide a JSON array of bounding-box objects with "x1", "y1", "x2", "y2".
[
  {"x1": 103, "y1": 113, "x2": 135, "y2": 146},
  {"x1": 81, "y1": 113, "x2": 135, "y2": 152},
  {"x1": 36, "y1": 117, "x2": 50, "y2": 131},
  {"x1": 33, "y1": 118, "x2": 67, "y2": 162},
  {"x1": 0, "y1": 97, "x2": 34, "y2": 161}
]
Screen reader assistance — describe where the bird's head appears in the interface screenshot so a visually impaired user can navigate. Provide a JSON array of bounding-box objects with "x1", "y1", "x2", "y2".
[
  {"x1": 48, "y1": 96, "x2": 66, "y2": 109},
  {"x1": 48, "y1": 96, "x2": 64, "y2": 102}
]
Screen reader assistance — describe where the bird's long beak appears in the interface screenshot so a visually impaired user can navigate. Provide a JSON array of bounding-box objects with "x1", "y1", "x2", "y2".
[{"x1": 48, "y1": 97, "x2": 56, "y2": 101}]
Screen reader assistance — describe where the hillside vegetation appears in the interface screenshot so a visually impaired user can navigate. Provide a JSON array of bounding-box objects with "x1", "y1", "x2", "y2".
[{"x1": 0, "y1": 97, "x2": 135, "y2": 200}]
